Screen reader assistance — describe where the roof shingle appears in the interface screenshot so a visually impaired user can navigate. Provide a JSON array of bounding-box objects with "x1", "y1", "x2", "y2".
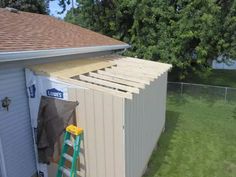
[{"x1": 0, "y1": 8, "x2": 127, "y2": 52}]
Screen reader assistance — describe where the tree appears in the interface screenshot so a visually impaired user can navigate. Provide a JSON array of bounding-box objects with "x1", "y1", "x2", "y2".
[
  {"x1": 65, "y1": 0, "x2": 236, "y2": 79},
  {"x1": 65, "y1": 0, "x2": 136, "y2": 41},
  {"x1": 0, "y1": 0, "x2": 50, "y2": 14}
]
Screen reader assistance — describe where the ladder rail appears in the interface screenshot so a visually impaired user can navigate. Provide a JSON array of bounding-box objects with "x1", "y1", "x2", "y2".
[
  {"x1": 70, "y1": 136, "x2": 81, "y2": 176},
  {"x1": 56, "y1": 125, "x2": 83, "y2": 177},
  {"x1": 57, "y1": 131, "x2": 71, "y2": 177}
]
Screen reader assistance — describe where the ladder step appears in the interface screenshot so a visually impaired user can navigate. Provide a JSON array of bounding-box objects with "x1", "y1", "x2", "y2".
[
  {"x1": 65, "y1": 140, "x2": 73, "y2": 147},
  {"x1": 60, "y1": 167, "x2": 71, "y2": 177},
  {"x1": 63, "y1": 153, "x2": 73, "y2": 163}
]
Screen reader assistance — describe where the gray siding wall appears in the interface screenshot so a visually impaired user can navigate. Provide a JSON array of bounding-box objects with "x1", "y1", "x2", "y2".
[
  {"x1": 125, "y1": 72, "x2": 168, "y2": 177},
  {"x1": 0, "y1": 67, "x2": 36, "y2": 177}
]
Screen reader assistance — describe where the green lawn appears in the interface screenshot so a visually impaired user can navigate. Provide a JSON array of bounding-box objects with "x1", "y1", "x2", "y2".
[{"x1": 143, "y1": 95, "x2": 236, "y2": 177}]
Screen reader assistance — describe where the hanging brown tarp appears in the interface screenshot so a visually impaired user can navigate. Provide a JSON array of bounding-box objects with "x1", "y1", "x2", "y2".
[{"x1": 37, "y1": 96, "x2": 78, "y2": 163}]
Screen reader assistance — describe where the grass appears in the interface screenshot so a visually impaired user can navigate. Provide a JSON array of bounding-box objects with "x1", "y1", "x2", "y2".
[
  {"x1": 183, "y1": 70, "x2": 236, "y2": 88},
  {"x1": 143, "y1": 95, "x2": 236, "y2": 177}
]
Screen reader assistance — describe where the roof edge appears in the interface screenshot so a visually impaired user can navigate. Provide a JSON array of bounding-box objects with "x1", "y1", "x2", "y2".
[{"x1": 0, "y1": 44, "x2": 130, "y2": 63}]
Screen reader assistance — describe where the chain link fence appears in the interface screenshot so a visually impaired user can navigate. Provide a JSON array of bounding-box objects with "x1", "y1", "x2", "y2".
[{"x1": 168, "y1": 82, "x2": 236, "y2": 102}]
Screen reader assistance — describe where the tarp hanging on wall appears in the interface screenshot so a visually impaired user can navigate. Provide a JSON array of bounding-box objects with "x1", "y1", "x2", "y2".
[{"x1": 37, "y1": 96, "x2": 78, "y2": 163}]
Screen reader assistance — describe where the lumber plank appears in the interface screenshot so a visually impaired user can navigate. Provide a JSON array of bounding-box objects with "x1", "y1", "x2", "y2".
[
  {"x1": 97, "y1": 70, "x2": 150, "y2": 85},
  {"x1": 121, "y1": 57, "x2": 172, "y2": 70},
  {"x1": 110, "y1": 66, "x2": 158, "y2": 78},
  {"x1": 110, "y1": 60, "x2": 163, "y2": 74},
  {"x1": 110, "y1": 60, "x2": 167, "y2": 76},
  {"x1": 31, "y1": 57, "x2": 115, "y2": 78},
  {"x1": 113, "y1": 59, "x2": 162, "y2": 71},
  {"x1": 105, "y1": 68, "x2": 155, "y2": 82},
  {"x1": 112, "y1": 57, "x2": 168, "y2": 71},
  {"x1": 78, "y1": 75, "x2": 140, "y2": 94},
  {"x1": 89, "y1": 72, "x2": 145, "y2": 89}
]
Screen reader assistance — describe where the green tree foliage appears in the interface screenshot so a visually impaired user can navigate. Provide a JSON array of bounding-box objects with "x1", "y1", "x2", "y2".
[
  {"x1": 64, "y1": 7, "x2": 81, "y2": 24},
  {"x1": 65, "y1": 0, "x2": 135, "y2": 41},
  {"x1": 66, "y1": 0, "x2": 236, "y2": 78},
  {"x1": 0, "y1": 0, "x2": 50, "y2": 14}
]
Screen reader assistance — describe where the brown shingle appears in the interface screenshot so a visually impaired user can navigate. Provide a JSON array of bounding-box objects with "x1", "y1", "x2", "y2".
[{"x1": 0, "y1": 8, "x2": 127, "y2": 52}]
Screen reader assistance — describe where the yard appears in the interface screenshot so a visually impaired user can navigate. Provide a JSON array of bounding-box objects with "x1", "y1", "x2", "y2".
[
  {"x1": 182, "y1": 70, "x2": 236, "y2": 88},
  {"x1": 144, "y1": 95, "x2": 236, "y2": 177}
]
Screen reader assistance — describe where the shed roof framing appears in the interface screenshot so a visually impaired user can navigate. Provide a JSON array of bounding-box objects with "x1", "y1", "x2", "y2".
[
  {"x1": 88, "y1": 72, "x2": 145, "y2": 89},
  {"x1": 29, "y1": 55, "x2": 172, "y2": 99},
  {"x1": 122, "y1": 57, "x2": 171, "y2": 69},
  {"x1": 96, "y1": 70, "x2": 150, "y2": 85},
  {"x1": 77, "y1": 75, "x2": 140, "y2": 94},
  {"x1": 111, "y1": 58, "x2": 170, "y2": 73},
  {"x1": 104, "y1": 68, "x2": 154, "y2": 82},
  {"x1": 56, "y1": 76, "x2": 133, "y2": 99},
  {"x1": 31, "y1": 55, "x2": 115, "y2": 77},
  {"x1": 110, "y1": 66, "x2": 158, "y2": 79}
]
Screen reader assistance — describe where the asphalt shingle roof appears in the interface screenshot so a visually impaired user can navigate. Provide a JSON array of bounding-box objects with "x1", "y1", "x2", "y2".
[{"x1": 0, "y1": 8, "x2": 126, "y2": 52}]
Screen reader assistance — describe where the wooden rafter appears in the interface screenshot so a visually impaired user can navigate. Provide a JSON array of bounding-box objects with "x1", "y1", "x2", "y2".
[
  {"x1": 98, "y1": 70, "x2": 150, "y2": 85},
  {"x1": 89, "y1": 72, "x2": 145, "y2": 89},
  {"x1": 110, "y1": 60, "x2": 163, "y2": 74},
  {"x1": 105, "y1": 68, "x2": 155, "y2": 82},
  {"x1": 110, "y1": 66, "x2": 158, "y2": 78},
  {"x1": 55, "y1": 76, "x2": 133, "y2": 99},
  {"x1": 78, "y1": 75, "x2": 140, "y2": 94}
]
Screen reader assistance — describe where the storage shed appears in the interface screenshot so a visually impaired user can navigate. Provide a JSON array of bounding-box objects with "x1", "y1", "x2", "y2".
[{"x1": 27, "y1": 55, "x2": 172, "y2": 177}]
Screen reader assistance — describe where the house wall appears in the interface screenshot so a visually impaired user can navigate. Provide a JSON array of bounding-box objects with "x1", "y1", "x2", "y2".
[
  {"x1": 0, "y1": 153, "x2": 2, "y2": 177},
  {"x1": 0, "y1": 137, "x2": 7, "y2": 177},
  {"x1": 124, "y1": 72, "x2": 168, "y2": 177},
  {"x1": 0, "y1": 67, "x2": 36, "y2": 177}
]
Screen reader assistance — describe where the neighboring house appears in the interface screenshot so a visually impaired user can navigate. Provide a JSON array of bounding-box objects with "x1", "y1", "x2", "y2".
[
  {"x1": 0, "y1": 8, "x2": 171, "y2": 177},
  {"x1": 212, "y1": 56, "x2": 236, "y2": 70}
]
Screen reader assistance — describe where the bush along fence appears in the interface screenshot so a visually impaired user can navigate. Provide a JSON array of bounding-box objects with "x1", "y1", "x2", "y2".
[{"x1": 168, "y1": 82, "x2": 236, "y2": 102}]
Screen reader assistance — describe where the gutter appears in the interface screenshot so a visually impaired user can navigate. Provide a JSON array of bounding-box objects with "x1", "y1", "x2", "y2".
[{"x1": 0, "y1": 44, "x2": 130, "y2": 63}]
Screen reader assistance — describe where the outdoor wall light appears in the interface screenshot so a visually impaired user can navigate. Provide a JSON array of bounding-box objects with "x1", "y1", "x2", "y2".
[{"x1": 1, "y1": 97, "x2": 11, "y2": 111}]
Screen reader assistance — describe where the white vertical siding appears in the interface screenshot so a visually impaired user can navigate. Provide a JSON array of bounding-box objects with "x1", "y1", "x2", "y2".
[
  {"x1": 74, "y1": 89, "x2": 125, "y2": 177},
  {"x1": 0, "y1": 67, "x2": 36, "y2": 177},
  {"x1": 45, "y1": 65, "x2": 169, "y2": 177},
  {"x1": 125, "y1": 72, "x2": 168, "y2": 177}
]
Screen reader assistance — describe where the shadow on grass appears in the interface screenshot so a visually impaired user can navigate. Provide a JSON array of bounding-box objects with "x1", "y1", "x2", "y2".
[
  {"x1": 233, "y1": 107, "x2": 236, "y2": 120},
  {"x1": 143, "y1": 110, "x2": 180, "y2": 177}
]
